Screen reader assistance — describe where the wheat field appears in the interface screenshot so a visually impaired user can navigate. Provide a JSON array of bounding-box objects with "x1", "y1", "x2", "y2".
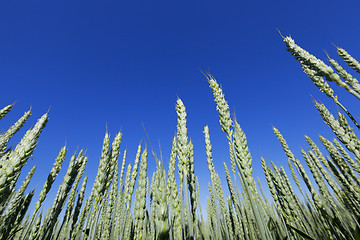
[{"x1": 1, "y1": 35, "x2": 360, "y2": 240}]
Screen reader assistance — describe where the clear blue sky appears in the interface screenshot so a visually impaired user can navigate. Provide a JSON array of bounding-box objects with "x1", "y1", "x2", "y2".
[{"x1": 1, "y1": 1, "x2": 359, "y2": 212}]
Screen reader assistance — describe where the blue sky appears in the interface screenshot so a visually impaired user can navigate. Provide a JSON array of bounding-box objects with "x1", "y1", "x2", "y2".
[{"x1": 1, "y1": 1, "x2": 359, "y2": 213}]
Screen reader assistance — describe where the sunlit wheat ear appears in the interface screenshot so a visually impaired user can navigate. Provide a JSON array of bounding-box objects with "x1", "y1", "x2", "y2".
[
  {"x1": 124, "y1": 143, "x2": 141, "y2": 214},
  {"x1": 167, "y1": 136, "x2": 177, "y2": 202},
  {"x1": 315, "y1": 101, "x2": 360, "y2": 159},
  {"x1": 0, "y1": 103, "x2": 14, "y2": 120},
  {"x1": 153, "y1": 159, "x2": 169, "y2": 239},
  {"x1": 203, "y1": 126, "x2": 215, "y2": 178},
  {"x1": 337, "y1": 112, "x2": 360, "y2": 149},
  {"x1": 328, "y1": 56, "x2": 360, "y2": 95},
  {"x1": 122, "y1": 162, "x2": 132, "y2": 210},
  {"x1": 176, "y1": 98, "x2": 189, "y2": 179},
  {"x1": 0, "y1": 108, "x2": 31, "y2": 152},
  {"x1": 175, "y1": 98, "x2": 192, "y2": 238},
  {"x1": 233, "y1": 119, "x2": 256, "y2": 192},
  {"x1": 333, "y1": 138, "x2": 360, "y2": 174},
  {"x1": 187, "y1": 140, "x2": 197, "y2": 222},
  {"x1": 10, "y1": 112, "x2": 48, "y2": 176},
  {"x1": 32, "y1": 145, "x2": 67, "y2": 219},
  {"x1": 203, "y1": 125, "x2": 222, "y2": 234},
  {"x1": 283, "y1": 36, "x2": 360, "y2": 100},
  {"x1": 0, "y1": 112, "x2": 48, "y2": 204},
  {"x1": 106, "y1": 131, "x2": 122, "y2": 189},
  {"x1": 134, "y1": 148, "x2": 148, "y2": 240},
  {"x1": 70, "y1": 174, "x2": 87, "y2": 235},
  {"x1": 205, "y1": 73, "x2": 233, "y2": 137},
  {"x1": 115, "y1": 148, "x2": 127, "y2": 217},
  {"x1": 337, "y1": 46, "x2": 360, "y2": 73},
  {"x1": 167, "y1": 136, "x2": 182, "y2": 239},
  {"x1": 283, "y1": 36, "x2": 342, "y2": 84},
  {"x1": 273, "y1": 127, "x2": 303, "y2": 192},
  {"x1": 91, "y1": 131, "x2": 111, "y2": 207},
  {"x1": 119, "y1": 149, "x2": 127, "y2": 182},
  {"x1": 302, "y1": 66, "x2": 336, "y2": 99}
]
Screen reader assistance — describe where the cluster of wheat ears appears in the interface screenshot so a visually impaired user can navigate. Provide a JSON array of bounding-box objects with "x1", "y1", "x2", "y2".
[{"x1": 1, "y1": 35, "x2": 360, "y2": 240}]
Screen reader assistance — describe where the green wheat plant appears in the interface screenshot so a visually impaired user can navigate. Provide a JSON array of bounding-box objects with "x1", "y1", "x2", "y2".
[{"x1": 1, "y1": 33, "x2": 360, "y2": 240}]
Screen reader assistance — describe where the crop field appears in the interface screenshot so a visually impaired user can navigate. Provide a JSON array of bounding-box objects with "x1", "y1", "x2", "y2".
[{"x1": 1, "y1": 35, "x2": 360, "y2": 240}]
